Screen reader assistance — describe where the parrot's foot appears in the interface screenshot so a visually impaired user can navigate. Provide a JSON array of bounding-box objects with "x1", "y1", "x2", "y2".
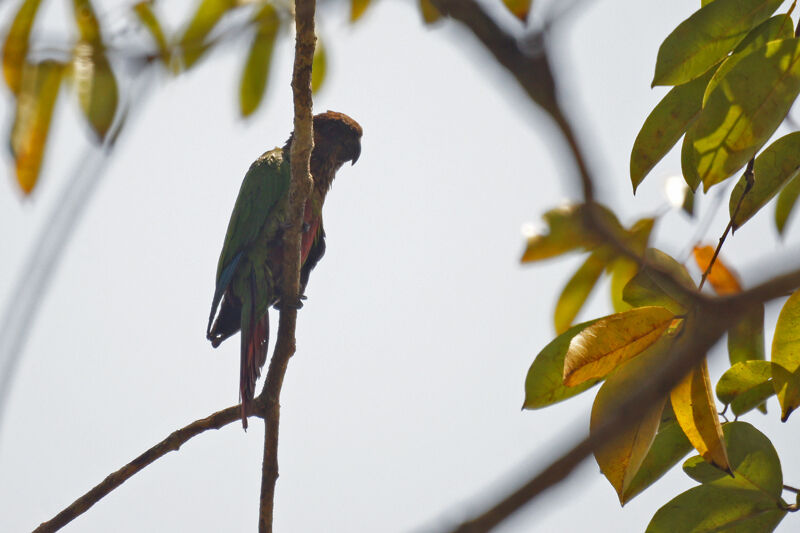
[{"x1": 274, "y1": 295, "x2": 307, "y2": 311}]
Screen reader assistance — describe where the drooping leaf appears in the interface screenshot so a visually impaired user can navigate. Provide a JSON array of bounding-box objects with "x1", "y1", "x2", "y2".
[
  {"x1": 239, "y1": 3, "x2": 279, "y2": 117},
  {"x1": 591, "y1": 339, "x2": 671, "y2": 502},
  {"x1": 177, "y1": 0, "x2": 235, "y2": 69},
  {"x1": 502, "y1": 0, "x2": 532, "y2": 22},
  {"x1": 728, "y1": 132, "x2": 800, "y2": 229},
  {"x1": 693, "y1": 245, "x2": 741, "y2": 295},
  {"x1": 563, "y1": 306, "x2": 675, "y2": 387},
  {"x1": 670, "y1": 360, "x2": 730, "y2": 472},
  {"x1": 311, "y1": 36, "x2": 327, "y2": 94},
  {"x1": 703, "y1": 14, "x2": 794, "y2": 105},
  {"x1": 2, "y1": 0, "x2": 43, "y2": 94},
  {"x1": 652, "y1": 0, "x2": 783, "y2": 86},
  {"x1": 523, "y1": 320, "x2": 601, "y2": 409},
  {"x1": 350, "y1": 0, "x2": 372, "y2": 22},
  {"x1": 771, "y1": 288, "x2": 800, "y2": 420},
  {"x1": 419, "y1": 0, "x2": 441, "y2": 24},
  {"x1": 72, "y1": 0, "x2": 102, "y2": 43},
  {"x1": 622, "y1": 403, "x2": 693, "y2": 504},
  {"x1": 71, "y1": 43, "x2": 118, "y2": 141},
  {"x1": 554, "y1": 248, "x2": 611, "y2": 334},
  {"x1": 631, "y1": 70, "x2": 714, "y2": 192},
  {"x1": 681, "y1": 126, "x2": 702, "y2": 191},
  {"x1": 728, "y1": 304, "x2": 765, "y2": 366},
  {"x1": 133, "y1": 1, "x2": 170, "y2": 64},
  {"x1": 607, "y1": 219, "x2": 656, "y2": 313},
  {"x1": 646, "y1": 485, "x2": 786, "y2": 533},
  {"x1": 716, "y1": 360, "x2": 775, "y2": 415},
  {"x1": 10, "y1": 60, "x2": 64, "y2": 194},
  {"x1": 771, "y1": 363, "x2": 800, "y2": 422},
  {"x1": 684, "y1": 37, "x2": 800, "y2": 191},
  {"x1": 622, "y1": 248, "x2": 697, "y2": 315},
  {"x1": 775, "y1": 173, "x2": 800, "y2": 235},
  {"x1": 682, "y1": 185, "x2": 696, "y2": 216}
]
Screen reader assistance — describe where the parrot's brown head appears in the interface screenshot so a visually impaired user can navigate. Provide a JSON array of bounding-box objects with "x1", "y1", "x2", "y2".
[{"x1": 312, "y1": 110, "x2": 362, "y2": 167}]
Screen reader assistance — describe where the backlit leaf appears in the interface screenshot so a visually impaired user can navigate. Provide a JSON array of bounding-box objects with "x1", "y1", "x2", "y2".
[
  {"x1": 693, "y1": 245, "x2": 741, "y2": 295},
  {"x1": 728, "y1": 304, "x2": 765, "y2": 366},
  {"x1": 729, "y1": 132, "x2": 800, "y2": 229},
  {"x1": 133, "y1": 2, "x2": 170, "y2": 64},
  {"x1": 622, "y1": 248, "x2": 696, "y2": 314},
  {"x1": 502, "y1": 0, "x2": 532, "y2": 22},
  {"x1": 311, "y1": 36, "x2": 326, "y2": 94},
  {"x1": 523, "y1": 320, "x2": 601, "y2": 409},
  {"x1": 554, "y1": 248, "x2": 611, "y2": 334},
  {"x1": 771, "y1": 363, "x2": 800, "y2": 422},
  {"x1": 419, "y1": 0, "x2": 441, "y2": 24},
  {"x1": 591, "y1": 339, "x2": 671, "y2": 502},
  {"x1": 775, "y1": 173, "x2": 800, "y2": 235},
  {"x1": 670, "y1": 360, "x2": 730, "y2": 472},
  {"x1": 350, "y1": 0, "x2": 372, "y2": 22},
  {"x1": 10, "y1": 60, "x2": 64, "y2": 194},
  {"x1": 2, "y1": 0, "x2": 43, "y2": 94},
  {"x1": 685, "y1": 37, "x2": 800, "y2": 191},
  {"x1": 771, "y1": 288, "x2": 800, "y2": 420},
  {"x1": 631, "y1": 70, "x2": 714, "y2": 192},
  {"x1": 622, "y1": 403, "x2": 693, "y2": 504},
  {"x1": 177, "y1": 0, "x2": 234, "y2": 69},
  {"x1": 71, "y1": 43, "x2": 118, "y2": 140},
  {"x1": 716, "y1": 361, "x2": 775, "y2": 416},
  {"x1": 72, "y1": 0, "x2": 101, "y2": 43},
  {"x1": 652, "y1": 0, "x2": 782, "y2": 86},
  {"x1": 563, "y1": 306, "x2": 675, "y2": 387},
  {"x1": 608, "y1": 219, "x2": 656, "y2": 313},
  {"x1": 239, "y1": 4, "x2": 279, "y2": 117}
]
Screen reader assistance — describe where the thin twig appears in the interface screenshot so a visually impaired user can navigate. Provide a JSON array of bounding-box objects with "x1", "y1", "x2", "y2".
[
  {"x1": 256, "y1": 1, "x2": 316, "y2": 531},
  {"x1": 784, "y1": 485, "x2": 800, "y2": 494},
  {"x1": 698, "y1": 159, "x2": 754, "y2": 291},
  {"x1": 32, "y1": 404, "x2": 241, "y2": 533}
]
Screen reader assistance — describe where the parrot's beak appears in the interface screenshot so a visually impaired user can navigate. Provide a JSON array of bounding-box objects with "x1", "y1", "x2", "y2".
[{"x1": 351, "y1": 142, "x2": 361, "y2": 165}]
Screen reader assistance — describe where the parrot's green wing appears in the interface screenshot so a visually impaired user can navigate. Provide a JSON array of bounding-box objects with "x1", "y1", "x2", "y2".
[{"x1": 208, "y1": 148, "x2": 290, "y2": 332}]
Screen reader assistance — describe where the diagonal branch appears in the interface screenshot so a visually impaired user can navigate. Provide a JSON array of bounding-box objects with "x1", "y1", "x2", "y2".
[
  {"x1": 255, "y1": 1, "x2": 316, "y2": 531},
  {"x1": 32, "y1": 404, "x2": 241, "y2": 533}
]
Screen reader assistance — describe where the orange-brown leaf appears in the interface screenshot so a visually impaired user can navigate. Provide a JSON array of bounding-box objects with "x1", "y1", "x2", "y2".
[{"x1": 693, "y1": 245, "x2": 741, "y2": 294}]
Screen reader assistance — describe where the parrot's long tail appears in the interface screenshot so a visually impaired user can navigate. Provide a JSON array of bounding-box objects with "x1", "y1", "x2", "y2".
[{"x1": 239, "y1": 276, "x2": 270, "y2": 429}]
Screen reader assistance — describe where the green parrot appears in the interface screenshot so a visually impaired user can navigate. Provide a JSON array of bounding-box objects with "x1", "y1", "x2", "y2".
[{"x1": 207, "y1": 111, "x2": 362, "y2": 428}]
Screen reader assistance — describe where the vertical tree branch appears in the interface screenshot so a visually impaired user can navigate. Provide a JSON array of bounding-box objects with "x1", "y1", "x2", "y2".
[{"x1": 256, "y1": 1, "x2": 316, "y2": 532}]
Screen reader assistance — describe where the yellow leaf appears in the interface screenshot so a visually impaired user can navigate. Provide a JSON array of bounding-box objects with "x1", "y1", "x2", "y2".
[
  {"x1": 771, "y1": 288, "x2": 800, "y2": 420},
  {"x1": 133, "y1": 1, "x2": 171, "y2": 65},
  {"x1": 71, "y1": 43, "x2": 118, "y2": 141},
  {"x1": 10, "y1": 60, "x2": 64, "y2": 194},
  {"x1": 239, "y1": 4, "x2": 279, "y2": 117},
  {"x1": 693, "y1": 245, "x2": 741, "y2": 294},
  {"x1": 311, "y1": 37, "x2": 327, "y2": 94},
  {"x1": 502, "y1": 0, "x2": 532, "y2": 22},
  {"x1": 670, "y1": 360, "x2": 730, "y2": 473},
  {"x1": 177, "y1": 0, "x2": 235, "y2": 70},
  {"x1": 554, "y1": 248, "x2": 611, "y2": 334},
  {"x1": 2, "y1": 0, "x2": 43, "y2": 94},
  {"x1": 564, "y1": 306, "x2": 675, "y2": 387},
  {"x1": 72, "y1": 0, "x2": 102, "y2": 43},
  {"x1": 419, "y1": 0, "x2": 441, "y2": 24},
  {"x1": 350, "y1": 0, "x2": 372, "y2": 22},
  {"x1": 591, "y1": 338, "x2": 671, "y2": 501}
]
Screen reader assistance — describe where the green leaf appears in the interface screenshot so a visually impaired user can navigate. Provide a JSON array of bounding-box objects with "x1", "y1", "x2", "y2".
[
  {"x1": 71, "y1": 44, "x2": 118, "y2": 141},
  {"x1": 178, "y1": 0, "x2": 235, "y2": 70},
  {"x1": 729, "y1": 132, "x2": 800, "y2": 229},
  {"x1": 622, "y1": 248, "x2": 696, "y2": 314},
  {"x1": 2, "y1": 0, "x2": 43, "y2": 94},
  {"x1": 685, "y1": 37, "x2": 800, "y2": 191},
  {"x1": 716, "y1": 360, "x2": 774, "y2": 416},
  {"x1": 703, "y1": 15, "x2": 794, "y2": 106},
  {"x1": 523, "y1": 320, "x2": 601, "y2": 409},
  {"x1": 10, "y1": 60, "x2": 64, "y2": 194},
  {"x1": 621, "y1": 401, "x2": 694, "y2": 504},
  {"x1": 133, "y1": 1, "x2": 170, "y2": 65},
  {"x1": 502, "y1": 0, "x2": 532, "y2": 22},
  {"x1": 72, "y1": 0, "x2": 102, "y2": 43},
  {"x1": 607, "y1": 218, "x2": 655, "y2": 313},
  {"x1": 311, "y1": 36, "x2": 327, "y2": 94},
  {"x1": 682, "y1": 186, "x2": 696, "y2": 216},
  {"x1": 646, "y1": 485, "x2": 786, "y2": 533},
  {"x1": 681, "y1": 127, "x2": 702, "y2": 191},
  {"x1": 350, "y1": 0, "x2": 372, "y2": 22},
  {"x1": 591, "y1": 339, "x2": 671, "y2": 503},
  {"x1": 239, "y1": 4, "x2": 279, "y2": 117},
  {"x1": 563, "y1": 306, "x2": 675, "y2": 387},
  {"x1": 771, "y1": 288, "x2": 800, "y2": 420},
  {"x1": 728, "y1": 304, "x2": 765, "y2": 365},
  {"x1": 682, "y1": 422, "x2": 783, "y2": 497},
  {"x1": 652, "y1": 0, "x2": 783, "y2": 87},
  {"x1": 631, "y1": 70, "x2": 714, "y2": 192},
  {"x1": 775, "y1": 173, "x2": 800, "y2": 235},
  {"x1": 771, "y1": 363, "x2": 800, "y2": 422},
  {"x1": 419, "y1": 0, "x2": 442, "y2": 24},
  {"x1": 554, "y1": 248, "x2": 611, "y2": 334}
]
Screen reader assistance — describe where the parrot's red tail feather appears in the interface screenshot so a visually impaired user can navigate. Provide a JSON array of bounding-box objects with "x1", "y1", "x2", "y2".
[{"x1": 240, "y1": 310, "x2": 269, "y2": 429}]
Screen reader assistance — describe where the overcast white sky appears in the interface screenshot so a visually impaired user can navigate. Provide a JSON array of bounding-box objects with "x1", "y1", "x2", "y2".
[{"x1": 1, "y1": 0, "x2": 799, "y2": 532}]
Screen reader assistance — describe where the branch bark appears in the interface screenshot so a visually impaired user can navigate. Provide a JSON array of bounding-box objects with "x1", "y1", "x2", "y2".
[
  {"x1": 256, "y1": 1, "x2": 316, "y2": 531},
  {"x1": 32, "y1": 405, "x2": 241, "y2": 533}
]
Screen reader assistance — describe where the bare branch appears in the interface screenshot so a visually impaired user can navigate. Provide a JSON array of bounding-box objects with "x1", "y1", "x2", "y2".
[
  {"x1": 256, "y1": 1, "x2": 316, "y2": 531},
  {"x1": 32, "y1": 405, "x2": 241, "y2": 533}
]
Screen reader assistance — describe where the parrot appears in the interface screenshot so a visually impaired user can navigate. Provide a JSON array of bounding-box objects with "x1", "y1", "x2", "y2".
[{"x1": 206, "y1": 111, "x2": 362, "y2": 428}]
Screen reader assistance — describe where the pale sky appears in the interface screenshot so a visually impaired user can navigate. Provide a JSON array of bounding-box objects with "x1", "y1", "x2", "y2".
[{"x1": 1, "y1": 1, "x2": 798, "y2": 532}]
